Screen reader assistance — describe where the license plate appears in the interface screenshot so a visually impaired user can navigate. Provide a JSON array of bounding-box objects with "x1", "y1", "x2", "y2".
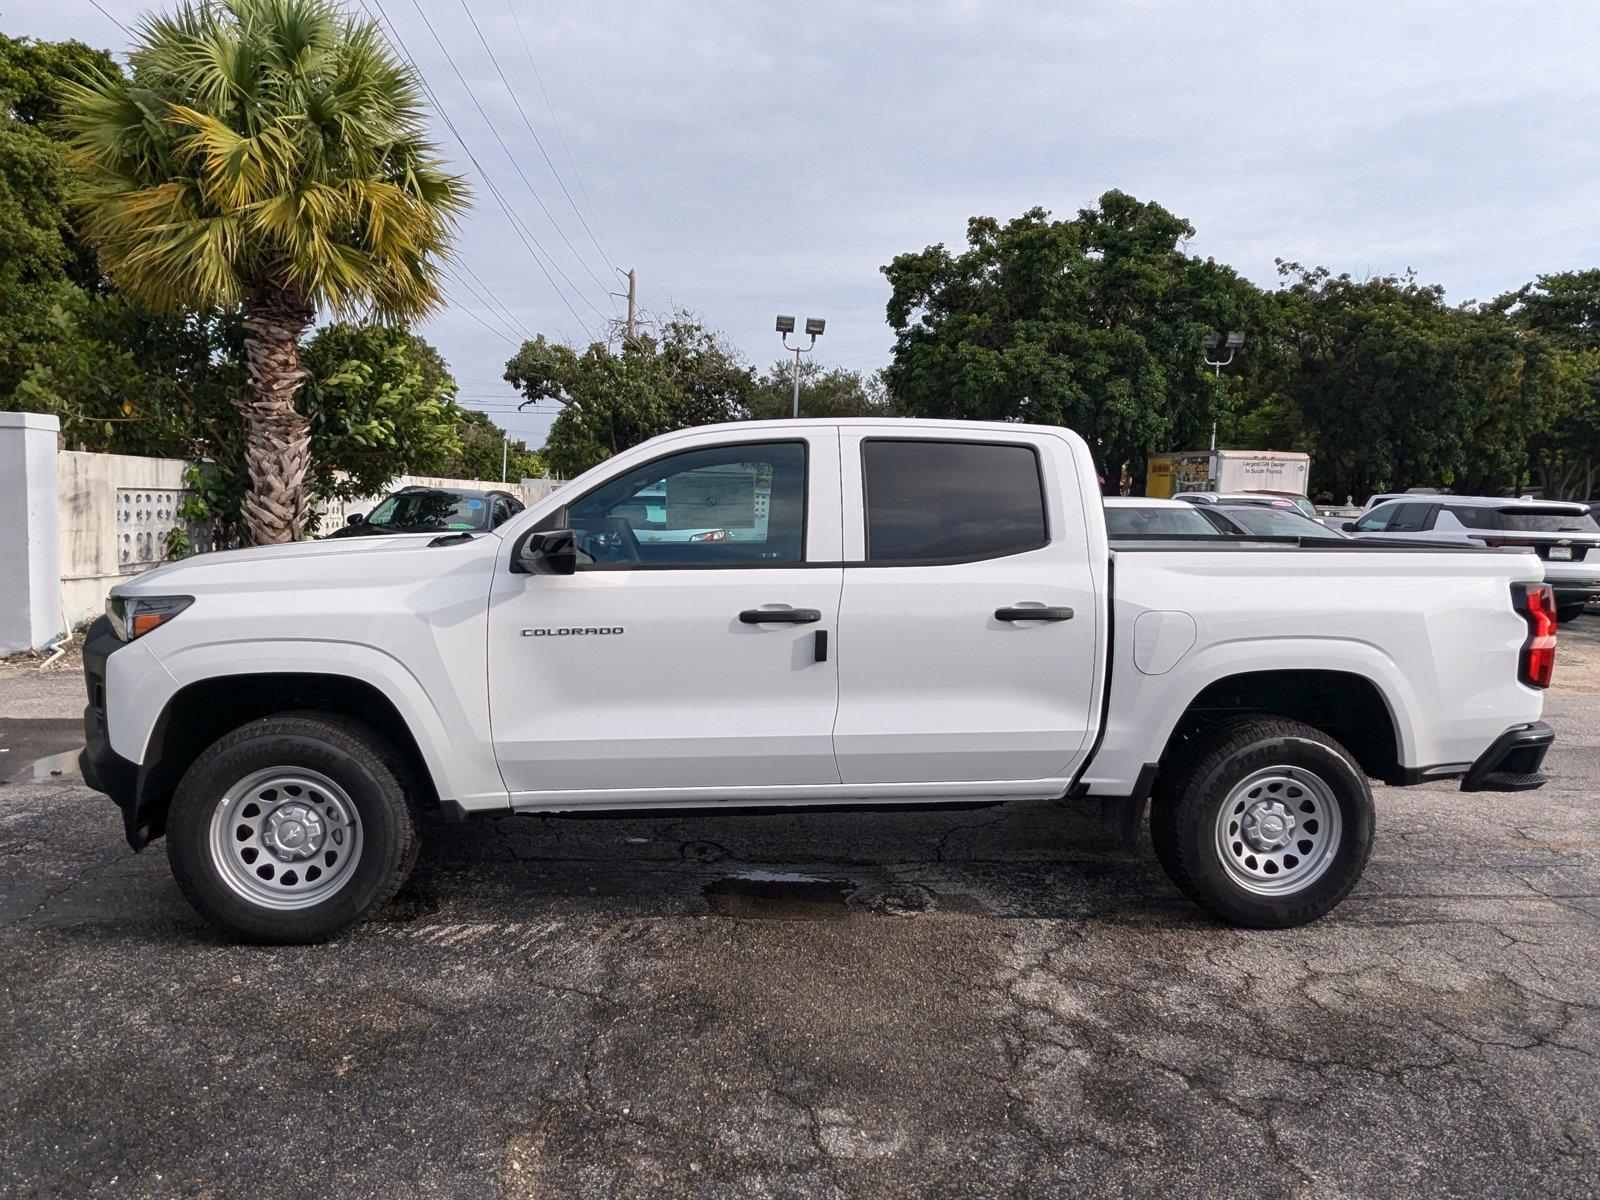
[{"x1": 1549, "y1": 546, "x2": 1574, "y2": 560}]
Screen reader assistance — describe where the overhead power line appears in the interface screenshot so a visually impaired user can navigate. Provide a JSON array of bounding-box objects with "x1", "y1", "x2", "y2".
[
  {"x1": 87, "y1": 0, "x2": 129, "y2": 33},
  {"x1": 505, "y1": 0, "x2": 616, "y2": 269},
  {"x1": 450, "y1": 261, "x2": 534, "y2": 342},
  {"x1": 441, "y1": 267, "x2": 525, "y2": 346},
  {"x1": 458, "y1": 0, "x2": 616, "y2": 287},
  {"x1": 362, "y1": 0, "x2": 599, "y2": 338},
  {"x1": 405, "y1": 0, "x2": 613, "y2": 311}
]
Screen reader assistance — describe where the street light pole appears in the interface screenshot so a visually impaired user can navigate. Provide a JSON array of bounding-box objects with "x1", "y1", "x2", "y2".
[
  {"x1": 1202, "y1": 331, "x2": 1246, "y2": 451},
  {"x1": 775, "y1": 315, "x2": 825, "y2": 418}
]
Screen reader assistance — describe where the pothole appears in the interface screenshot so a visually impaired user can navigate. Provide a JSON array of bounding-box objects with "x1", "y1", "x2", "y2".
[{"x1": 704, "y1": 873, "x2": 856, "y2": 921}]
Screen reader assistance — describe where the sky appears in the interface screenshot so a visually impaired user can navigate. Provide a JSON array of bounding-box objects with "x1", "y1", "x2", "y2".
[{"x1": 22, "y1": 0, "x2": 1600, "y2": 448}]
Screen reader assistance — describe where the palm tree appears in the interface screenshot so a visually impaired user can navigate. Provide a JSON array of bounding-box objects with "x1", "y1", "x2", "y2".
[{"x1": 61, "y1": 0, "x2": 467, "y2": 543}]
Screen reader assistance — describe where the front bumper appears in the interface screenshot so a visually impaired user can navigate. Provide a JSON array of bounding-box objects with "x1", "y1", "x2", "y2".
[
  {"x1": 80, "y1": 617, "x2": 159, "y2": 848},
  {"x1": 1461, "y1": 721, "x2": 1555, "y2": 792}
]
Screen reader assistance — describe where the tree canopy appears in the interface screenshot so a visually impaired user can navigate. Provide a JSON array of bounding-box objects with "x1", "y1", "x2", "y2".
[{"x1": 883, "y1": 192, "x2": 1264, "y2": 484}]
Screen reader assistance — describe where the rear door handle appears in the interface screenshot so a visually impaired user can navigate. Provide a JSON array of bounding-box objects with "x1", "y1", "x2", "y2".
[
  {"x1": 739, "y1": 607, "x2": 822, "y2": 624},
  {"x1": 995, "y1": 605, "x2": 1074, "y2": 623}
]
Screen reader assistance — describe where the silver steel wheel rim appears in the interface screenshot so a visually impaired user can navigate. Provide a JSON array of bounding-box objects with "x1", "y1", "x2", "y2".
[
  {"x1": 1214, "y1": 765, "x2": 1343, "y2": 897},
  {"x1": 207, "y1": 767, "x2": 363, "y2": 910}
]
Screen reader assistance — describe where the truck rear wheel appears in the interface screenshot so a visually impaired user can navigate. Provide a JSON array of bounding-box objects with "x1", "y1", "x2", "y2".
[
  {"x1": 167, "y1": 714, "x2": 418, "y2": 943},
  {"x1": 1150, "y1": 718, "x2": 1374, "y2": 928}
]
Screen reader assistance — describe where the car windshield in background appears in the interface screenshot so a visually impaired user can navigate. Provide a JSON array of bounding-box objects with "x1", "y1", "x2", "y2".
[
  {"x1": 364, "y1": 491, "x2": 490, "y2": 533},
  {"x1": 1216, "y1": 506, "x2": 1346, "y2": 540},
  {"x1": 1452, "y1": 506, "x2": 1600, "y2": 534},
  {"x1": 1105, "y1": 506, "x2": 1219, "y2": 536}
]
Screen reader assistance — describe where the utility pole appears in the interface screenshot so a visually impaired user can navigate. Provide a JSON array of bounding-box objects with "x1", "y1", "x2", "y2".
[
  {"x1": 501, "y1": 434, "x2": 508, "y2": 483},
  {"x1": 612, "y1": 267, "x2": 641, "y2": 353},
  {"x1": 625, "y1": 268, "x2": 638, "y2": 350}
]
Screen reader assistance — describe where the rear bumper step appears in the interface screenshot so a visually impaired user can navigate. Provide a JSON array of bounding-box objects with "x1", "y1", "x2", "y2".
[{"x1": 1461, "y1": 721, "x2": 1555, "y2": 792}]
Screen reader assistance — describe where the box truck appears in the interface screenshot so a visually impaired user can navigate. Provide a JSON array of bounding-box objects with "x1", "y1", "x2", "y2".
[{"x1": 1147, "y1": 450, "x2": 1311, "y2": 499}]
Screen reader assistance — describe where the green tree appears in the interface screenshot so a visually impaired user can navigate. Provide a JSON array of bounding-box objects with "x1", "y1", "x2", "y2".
[
  {"x1": 747, "y1": 360, "x2": 895, "y2": 421},
  {"x1": 1257, "y1": 264, "x2": 1532, "y2": 501},
  {"x1": 0, "y1": 34, "x2": 120, "y2": 399},
  {"x1": 61, "y1": 0, "x2": 467, "y2": 543},
  {"x1": 1495, "y1": 271, "x2": 1600, "y2": 498},
  {"x1": 882, "y1": 192, "x2": 1263, "y2": 487},
  {"x1": 439, "y1": 408, "x2": 546, "y2": 482},
  {"x1": 506, "y1": 317, "x2": 753, "y2": 477},
  {"x1": 298, "y1": 323, "x2": 464, "y2": 507}
]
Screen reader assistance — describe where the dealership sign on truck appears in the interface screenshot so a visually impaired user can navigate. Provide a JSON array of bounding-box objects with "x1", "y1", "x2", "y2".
[{"x1": 1146, "y1": 450, "x2": 1311, "y2": 498}]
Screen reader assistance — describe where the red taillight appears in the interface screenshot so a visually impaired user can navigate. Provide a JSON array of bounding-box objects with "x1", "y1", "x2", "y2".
[
  {"x1": 1481, "y1": 536, "x2": 1536, "y2": 549},
  {"x1": 1513, "y1": 583, "x2": 1558, "y2": 689}
]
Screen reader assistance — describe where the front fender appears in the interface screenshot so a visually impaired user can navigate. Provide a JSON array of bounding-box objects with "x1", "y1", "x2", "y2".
[{"x1": 110, "y1": 638, "x2": 510, "y2": 812}]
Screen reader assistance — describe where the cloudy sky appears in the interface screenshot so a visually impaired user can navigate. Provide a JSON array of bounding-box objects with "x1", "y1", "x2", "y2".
[{"x1": 23, "y1": 0, "x2": 1600, "y2": 447}]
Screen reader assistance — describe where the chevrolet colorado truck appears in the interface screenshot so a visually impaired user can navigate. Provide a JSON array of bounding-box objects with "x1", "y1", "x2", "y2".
[{"x1": 80, "y1": 420, "x2": 1559, "y2": 942}]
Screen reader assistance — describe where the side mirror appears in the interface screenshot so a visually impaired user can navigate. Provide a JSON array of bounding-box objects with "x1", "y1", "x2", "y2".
[
  {"x1": 515, "y1": 529, "x2": 578, "y2": 576},
  {"x1": 346, "y1": 512, "x2": 365, "y2": 526},
  {"x1": 1340, "y1": 521, "x2": 1358, "y2": 532}
]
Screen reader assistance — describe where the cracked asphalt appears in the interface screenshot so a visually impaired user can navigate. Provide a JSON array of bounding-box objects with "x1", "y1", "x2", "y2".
[{"x1": 2, "y1": 623, "x2": 1597, "y2": 1198}]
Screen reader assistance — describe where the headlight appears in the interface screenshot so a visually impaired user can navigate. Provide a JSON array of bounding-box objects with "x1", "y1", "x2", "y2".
[{"x1": 106, "y1": 594, "x2": 193, "y2": 641}]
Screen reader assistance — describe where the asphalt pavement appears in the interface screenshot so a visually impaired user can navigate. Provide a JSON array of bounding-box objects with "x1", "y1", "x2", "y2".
[{"x1": 1, "y1": 623, "x2": 1596, "y2": 1198}]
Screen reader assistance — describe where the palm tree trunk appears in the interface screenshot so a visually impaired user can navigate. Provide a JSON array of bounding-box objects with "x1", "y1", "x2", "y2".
[{"x1": 238, "y1": 289, "x2": 314, "y2": 544}]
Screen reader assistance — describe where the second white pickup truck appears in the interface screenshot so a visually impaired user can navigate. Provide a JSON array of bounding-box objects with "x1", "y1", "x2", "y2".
[{"x1": 79, "y1": 419, "x2": 1558, "y2": 941}]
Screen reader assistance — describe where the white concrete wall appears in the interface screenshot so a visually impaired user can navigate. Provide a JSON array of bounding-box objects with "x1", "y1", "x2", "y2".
[
  {"x1": 0, "y1": 412, "x2": 64, "y2": 653},
  {"x1": 57, "y1": 450, "x2": 200, "y2": 628}
]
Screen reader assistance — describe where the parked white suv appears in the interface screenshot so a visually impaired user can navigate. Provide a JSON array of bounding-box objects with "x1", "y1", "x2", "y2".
[
  {"x1": 81, "y1": 420, "x2": 1558, "y2": 941},
  {"x1": 1346, "y1": 496, "x2": 1600, "y2": 621}
]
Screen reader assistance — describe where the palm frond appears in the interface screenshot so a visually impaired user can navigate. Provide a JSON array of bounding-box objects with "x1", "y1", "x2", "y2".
[{"x1": 61, "y1": 0, "x2": 468, "y2": 317}]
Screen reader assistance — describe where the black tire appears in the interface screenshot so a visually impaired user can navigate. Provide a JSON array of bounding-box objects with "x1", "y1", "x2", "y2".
[
  {"x1": 1150, "y1": 718, "x2": 1374, "y2": 928},
  {"x1": 1556, "y1": 603, "x2": 1588, "y2": 624},
  {"x1": 167, "y1": 713, "x2": 419, "y2": 943}
]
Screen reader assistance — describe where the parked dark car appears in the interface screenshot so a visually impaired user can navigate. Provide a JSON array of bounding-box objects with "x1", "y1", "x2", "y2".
[{"x1": 325, "y1": 486, "x2": 524, "y2": 538}]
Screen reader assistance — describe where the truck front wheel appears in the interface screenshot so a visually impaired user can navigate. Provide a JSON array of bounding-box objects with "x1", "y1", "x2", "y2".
[
  {"x1": 166, "y1": 714, "x2": 419, "y2": 943},
  {"x1": 1150, "y1": 718, "x2": 1374, "y2": 928}
]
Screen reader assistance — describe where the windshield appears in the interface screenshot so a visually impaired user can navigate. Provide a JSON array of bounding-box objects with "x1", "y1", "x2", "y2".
[
  {"x1": 362, "y1": 491, "x2": 490, "y2": 533},
  {"x1": 1450, "y1": 506, "x2": 1600, "y2": 535},
  {"x1": 1215, "y1": 506, "x2": 1346, "y2": 540},
  {"x1": 1105, "y1": 505, "x2": 1219, "y2": 536}
]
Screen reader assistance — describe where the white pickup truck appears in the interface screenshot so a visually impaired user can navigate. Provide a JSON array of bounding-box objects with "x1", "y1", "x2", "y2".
[{"x1": 80, "y1": 419, "x2": 1559, "y2": 942}]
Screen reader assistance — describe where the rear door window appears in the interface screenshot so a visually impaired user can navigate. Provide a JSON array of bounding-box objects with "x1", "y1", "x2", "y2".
[
  {"x1": 1385, "y1": 503, "x2": 1435, "y2": 533},
  {"x1": 863, "y1": 440, "x2": 1047, "y2": 564}
]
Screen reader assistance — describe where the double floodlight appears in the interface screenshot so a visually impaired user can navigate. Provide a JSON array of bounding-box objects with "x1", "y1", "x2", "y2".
[
  {"x1": 1201, "y1": 330, "x2": 1246, "y2": 354},
  {"x1": 776, "y1": 314, "x2": 826, "y2": 338}
]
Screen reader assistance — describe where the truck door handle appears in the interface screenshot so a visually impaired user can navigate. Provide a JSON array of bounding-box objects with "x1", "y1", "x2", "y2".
[
  {"x1": 995, "y1": 605, "x2": 1074, "y2": 623},
  {"x1": 739, "y1": 607, "x2": 822, "y2": 624}
]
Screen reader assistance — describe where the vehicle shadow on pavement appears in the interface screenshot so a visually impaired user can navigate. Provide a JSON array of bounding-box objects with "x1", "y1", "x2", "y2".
[{"x1": 385, "y1": 799, "x2": 1195, "y2": 928}]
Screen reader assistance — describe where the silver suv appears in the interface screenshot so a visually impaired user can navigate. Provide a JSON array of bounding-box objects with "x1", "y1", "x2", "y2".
[{"x1": 1346, "y1": 497, "x2": 1600, "y2": 621}]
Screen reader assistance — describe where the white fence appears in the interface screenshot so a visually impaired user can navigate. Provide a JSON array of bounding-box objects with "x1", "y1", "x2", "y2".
[{"x1": 0, "y1": 412, "x2": 561, "y2": 653}]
